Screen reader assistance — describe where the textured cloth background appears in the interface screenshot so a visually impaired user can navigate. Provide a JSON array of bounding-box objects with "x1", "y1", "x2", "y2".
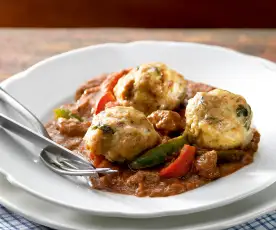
[{"x1": 1, "y1": 204, "x2": 276, "y2": 230}]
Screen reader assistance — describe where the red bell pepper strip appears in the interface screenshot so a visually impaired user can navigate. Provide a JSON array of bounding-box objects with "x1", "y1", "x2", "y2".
[
  {"x1": 94, "y1": 69, "x2": 131, "y2": 114},
  {"x1": 94, "y1": 92, "x2": 116, "y2": 114},
  {"x1": 94, "y1": 155, "x2": 105, "y2": 167},
  {"x1": 101, "y1": 68, "x2": 131, "y2": 93},
  {"x1": 90, "y1": 153, "x2": 105, "y2": 167},
  {"x1": 160, "y1": 145, "x2": 196, "y2": 178}
]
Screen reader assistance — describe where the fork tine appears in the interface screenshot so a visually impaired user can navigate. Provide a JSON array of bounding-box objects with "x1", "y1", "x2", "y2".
[{"x1": 44, "y1": 159, "x2": 117, "y2": 176}]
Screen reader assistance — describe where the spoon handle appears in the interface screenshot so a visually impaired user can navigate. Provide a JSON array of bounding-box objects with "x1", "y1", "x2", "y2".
[{"x1": 0, "y1": 87, "x2": 50, "y2": 138}]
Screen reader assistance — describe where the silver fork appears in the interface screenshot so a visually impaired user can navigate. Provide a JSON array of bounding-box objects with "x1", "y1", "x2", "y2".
[{"x1": 0, "y1": 87, "x2": 117, "y2": 176}]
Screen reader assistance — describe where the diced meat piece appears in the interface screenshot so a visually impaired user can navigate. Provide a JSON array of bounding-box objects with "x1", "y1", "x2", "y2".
[
  {"x1": 147, "y1": 110, "x2": 184, "y2": 135},
  {"x1": 185, "y1": 80, "x2": 215, "y2": 105},
  {"x1": 74, "y1": 86, "x2": 102, "y2": 117},
  {"x1": 56, "y1": 118, "x2": 91, "y2": 137},
  {"x1": 184, "y1": 174, "x2": 207, "y2": 190},
  {"x1": 59, "y1": 103, "x2": 76, "y2": 111},
  {"x1": 126, "y1": 171, "x2": 160, "y2": 187},
  {"x1": 75, "y1": 74, "x2": 107, "y2": 101},
  {"x1": 243, "y1": 129, "x2": 260, "y2": 152},
  {"x1": 195, "y1": 150, "x2": 220, "y2": 179},
  {"x1": 105, "y1": 101, "x2": 121, "y2": 109},
  {"x1": 62, "y1": 137, "x2": 84, "y2": 151},
  {"x1": 45, "y1": 121, "x2": 83, "y2": 151}
]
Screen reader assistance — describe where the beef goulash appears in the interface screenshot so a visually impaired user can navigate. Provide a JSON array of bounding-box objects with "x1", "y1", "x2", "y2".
[{"x1": 46, "y1": 62, "x2": 260, "y2": 197}]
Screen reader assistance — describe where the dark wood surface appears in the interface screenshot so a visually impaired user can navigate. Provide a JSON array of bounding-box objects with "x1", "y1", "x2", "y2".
[
  {"x1": 1, "y1": 29, "x2": 276, "y2": 81},
  {"x1": 1, "y1": 0, "x2": 276, "y2": 28}
]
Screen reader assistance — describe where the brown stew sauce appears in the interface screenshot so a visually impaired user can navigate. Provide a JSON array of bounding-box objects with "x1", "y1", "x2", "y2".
[{"x1": 45, "y1": 74, "x2": 260, "y2": 197}]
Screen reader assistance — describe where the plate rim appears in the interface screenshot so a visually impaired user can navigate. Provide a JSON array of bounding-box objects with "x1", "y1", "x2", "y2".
[
  {"x1": 1, "y1": 41, "x2": 276, "y2": 218},
  {"x1": 1, "y1": 170, "x2": 276, "y2": 230},
  {"x1": 2, "y1": 40, "x2": 276, "y2": 88}
]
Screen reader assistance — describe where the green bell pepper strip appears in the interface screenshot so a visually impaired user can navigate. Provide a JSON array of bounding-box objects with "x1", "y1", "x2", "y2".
[
  {"x1": 54, "y1": 108, "x2": 83, "y2": 122},
  {"x1": 130, "y1": 136, "x2": 188, "y2": 170}
]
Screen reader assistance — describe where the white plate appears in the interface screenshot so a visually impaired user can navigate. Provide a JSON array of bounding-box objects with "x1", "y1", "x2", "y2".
[
  {"x1": 1, "y1": 169, "x2": 276, "y2": 230},
  {"x1": 1, "y1": 41, "x2": 276, "y2": 218}
]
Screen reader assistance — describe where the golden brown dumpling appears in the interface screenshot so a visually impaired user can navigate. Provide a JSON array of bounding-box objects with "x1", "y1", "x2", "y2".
[
  {"x1": 84, "y1": 106, "x2": 160, "y2": 162},
  {"x1": 113, "y1": 62, "x2": 187, "y2": 115},
  {"x1": 185, "y1": 89, "x2": 253, "y2": 149}
]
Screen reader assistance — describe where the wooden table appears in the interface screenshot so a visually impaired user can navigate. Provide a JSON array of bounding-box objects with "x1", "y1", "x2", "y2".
[{"x1": 1, "y1": 29, "x2": 276, "y2": 81}]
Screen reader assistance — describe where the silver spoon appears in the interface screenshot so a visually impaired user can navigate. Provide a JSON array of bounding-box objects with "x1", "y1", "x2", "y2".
[{"x1": 0, "y1": 87, "x2": 117, "y2": 176}]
